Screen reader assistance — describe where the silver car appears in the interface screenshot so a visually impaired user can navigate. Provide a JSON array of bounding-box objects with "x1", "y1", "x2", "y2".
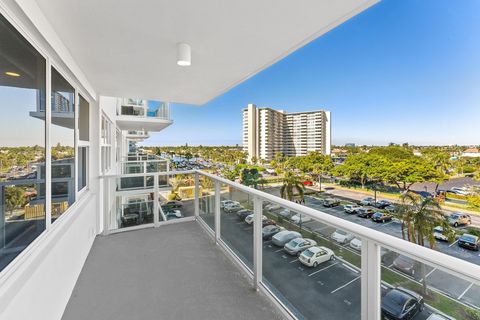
[
  {"x1": 448, "y1": 213, "x2": 471, "y2": 227},
  {"x1": 284, "y1": 238, "x2": 317, "y2": 255},
  {"x1": 272, "y1": 230, "x2": 302, "y2": 247}
]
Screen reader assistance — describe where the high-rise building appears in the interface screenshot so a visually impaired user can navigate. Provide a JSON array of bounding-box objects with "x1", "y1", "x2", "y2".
[{"x1": 242, "y1": 104, "x2": 331, "y2": 162}]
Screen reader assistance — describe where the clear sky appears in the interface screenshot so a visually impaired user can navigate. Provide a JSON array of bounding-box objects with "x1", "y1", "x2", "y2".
[{"x1": 144, "y1": 0, "x2": 480, "y2": 147}]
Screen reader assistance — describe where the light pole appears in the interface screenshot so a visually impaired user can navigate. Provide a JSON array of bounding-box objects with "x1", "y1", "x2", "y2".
[{"x1": 373, "y1": 184, "x2": 377, "y2": 205}]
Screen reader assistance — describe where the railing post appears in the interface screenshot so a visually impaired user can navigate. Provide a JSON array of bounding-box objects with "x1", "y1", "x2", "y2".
[
  {"x1": 214, "y1": 181, "x2": 221, "y2": 243},
  {"x1": 153, "y1": 175, "x2": 160, "y2": 227},
  {"x1": 361, "y1": 239, "x2": 381, "y2": 320},
  {"x1": 194, "y1": 172, "x2": 200, "y2": 218},
  {"x1": 253, "y1": 196, "x2": 263, "y2": 290}
]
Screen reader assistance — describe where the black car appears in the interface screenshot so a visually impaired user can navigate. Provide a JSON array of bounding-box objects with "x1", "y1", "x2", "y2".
[
  {"x1": 381, "y1": 287, "x2": 424, "y2": 320},
  {"x1": 163, "y1": 200, "x2": 183, "y2": 208},
  {"x1": 236, "y1": 209, "x2": 253, "y2": 220},
  {"x1": 375, "y1": 200, "x2": 392, "y2": 209},
  {"x1": 357, "y1": 207, "x2": 374, "y2": 218},
  {"x1": 262, "y1": 225, "x2": 283, "y2": 240},
  {"x1": 458, "y1": 234, "x2": 480, "y2": 251},
  {"x1": 372, "y1": 212, "x2": 393, "y2": 223}
]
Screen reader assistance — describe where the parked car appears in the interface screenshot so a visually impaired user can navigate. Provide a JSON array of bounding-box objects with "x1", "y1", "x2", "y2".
[
  {"x1": 357, "y1": 207, "x2": 374, "y2": 218},
  {"x1": 291, "y1": 213, "x2": 312, "y2": 224},
  {"x1": 163, "y1": 207, "x2": 182, "y2": 220},
  {"x1": 343, "y1": 204, "x2": 361, "y2": 214},
  {"x1": 299, "y1": 246, "x2": 334, "y2": 267},
  {"x1": 375, "y1": 199, "x2": 392, "y2": 209},
  {"x1": 448, "y1": 213, "x2": 471, "y2": 227},
  {"x1": 272, "y1": 230, "x2": 302, "y2": 247},
  {"x1": 349, "y1": 238, "x2": 362, "y2": 251},
  {"x1": 449, "y1": 187, "x2": 471, "y2": 196},
  {"x1": 262, "y1": 218, "x2": 276, "y2": 227},
  {"x1": 236, "y1": 209, "x2": 253, "y2": 220},
  {"x1": 284, "y1": 238, "x2": 317, "y2": 256},
  {"x1": 360, "y1": 197, "x2": 376, "y2": 206},
  {"x1": 433, "y1": 226, "x2": 450, "y2": 242},
  {"x1": 385, "y1": 204, "x2": 397, "y2": 213},
  {"x1": 393, "y1": 255, "x2": 418, "y2": 276},
  {"x1": 163, "y1": 200, "x2": 183, "y2": 208},
  {"x1": 224, "y1": 203, "x2": 244, "y2": 213},
  {"x1": 262, "y1": 225, "x2": 284, "y2": 240},
  {"x1": 278, "y1": 209, "x2": 292, "y2": 218},
  {"x1": 381, "y1": 287, "x2": 424, "y2": 320},
  {"x1": 303, "y1": 180, "x2": 313, "y2": 186},
  {"x1": 323, "y1": 198, "x2": 340, "y2": 207},
  {"x1": 220, "y1": 200, "x2": 239, "y2": 208},
  {"x1": 245, "y1": 214, "x2": 267, "y2": 225},
  {"x1": 371, "y1": 212, "x2": 392, "y2": 223},
  {"x1": 458, "y1": 234, "x2": 480, "y2": 251},
  {"x1": 330, "y1": 229, "x2": 354, "y2": 244},
  {"x1": 266, "y1": 203, "x2": 281, "y2": 211}
]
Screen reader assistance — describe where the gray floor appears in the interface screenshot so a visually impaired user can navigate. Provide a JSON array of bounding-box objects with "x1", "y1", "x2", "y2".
[{"x1": 62, "y1": 221, "x2": 285, "y2": 320}]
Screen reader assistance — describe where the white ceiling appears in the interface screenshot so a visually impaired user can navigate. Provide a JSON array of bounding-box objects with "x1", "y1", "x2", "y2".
[{"x1": 34, "y1": 0, "x2": 378, "y2": 105}]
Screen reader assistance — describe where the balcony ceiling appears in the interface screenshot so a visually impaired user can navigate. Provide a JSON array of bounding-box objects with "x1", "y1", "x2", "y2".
[{"x1": 34, "y1": 0, "x2": 377, "y2": 105}]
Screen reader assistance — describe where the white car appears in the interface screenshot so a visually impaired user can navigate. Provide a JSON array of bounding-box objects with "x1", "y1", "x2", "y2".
[
  {"x1": 284, "y1": 238, "x2": 317, "y2": 255},
  {"x1": 272, "y1": 230, "x2": 302, "y2": 247},
  {"x1": 299, "y1": 246, "x2": 335, "y2": 267},
  {"x1": 245, "y1": 214, "x2": 267, "y2": 225},
  {"x1": 266, "y1": 203, "x2": 281, "y2": 211},
  {"x1": 290, "y1": 213, "x2": 312, "y2": 224},
  {"x1": 277, "y1": 209, "x2": 291, "y2": 217},
  {"x1": 343, "y1": 204, "x2": 361, "y2": 214},
  {"x1": 221, "y1": 200, "x2": 239, "y2": 208},
  {"x1": 433, "y1": 226, "x2": 449, "y2": 241},
  {"x1": 349, "y1": 237, "x2": 362, "y2": 251},
  {"x1": 224, "y1": 203, "x2": 243, "y2": 213},
  {"x1": 331, "y1": 229, "x2": 354, "y2": 244},
  {"x1": 449, "y1": 187, "x2": 470, "y2": 196}
]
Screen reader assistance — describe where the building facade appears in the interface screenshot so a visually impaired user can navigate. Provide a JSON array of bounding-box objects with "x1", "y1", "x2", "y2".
[{"x1": 242, "y1": 104, "x2": 331, "y2": 162}]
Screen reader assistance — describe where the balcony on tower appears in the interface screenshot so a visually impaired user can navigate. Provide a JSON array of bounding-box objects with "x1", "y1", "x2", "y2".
[{"x1": 115, "y1": 98, "x2": 172, "y2": 132}]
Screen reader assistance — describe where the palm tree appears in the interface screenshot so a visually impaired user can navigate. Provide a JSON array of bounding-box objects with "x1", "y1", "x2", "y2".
[
  {"x1": 395, "y1": 192, "x2": 451, "y2": 295},
  {"x1": 280, "y1": 172, "x2": 305, "y2": 202}
]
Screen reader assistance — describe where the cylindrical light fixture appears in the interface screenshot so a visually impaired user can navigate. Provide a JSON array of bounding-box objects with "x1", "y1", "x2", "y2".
[{"x1": 176, "y1": 43, "x2": 191, "y2": 66}]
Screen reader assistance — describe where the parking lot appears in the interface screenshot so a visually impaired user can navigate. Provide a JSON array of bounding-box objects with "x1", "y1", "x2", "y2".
[{"x1": 199, "y1": 205, "x2": 436, "y2": 320}]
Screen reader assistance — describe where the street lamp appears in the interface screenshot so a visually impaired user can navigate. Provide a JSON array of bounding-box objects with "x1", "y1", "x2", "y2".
[{"x1": 373, "y1": 184, "x2": 377, "y2": 205}]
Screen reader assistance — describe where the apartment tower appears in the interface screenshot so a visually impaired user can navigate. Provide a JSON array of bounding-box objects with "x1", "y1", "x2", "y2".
[{"x1": 242, "y1": 104, "x2": 331, "y2": 162}]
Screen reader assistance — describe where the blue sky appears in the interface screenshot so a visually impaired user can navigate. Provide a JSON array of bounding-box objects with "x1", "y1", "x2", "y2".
[{"x1": 145, "y1": 0, "x2": 480, "y2": 147}]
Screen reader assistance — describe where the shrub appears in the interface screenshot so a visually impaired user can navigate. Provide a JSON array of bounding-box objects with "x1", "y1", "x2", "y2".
[{"x1": 466, "y1": 308, "x2": 480, "y2": 320}]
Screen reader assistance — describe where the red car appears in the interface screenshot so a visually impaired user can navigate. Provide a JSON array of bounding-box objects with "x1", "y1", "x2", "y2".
[{"x1": 303, "y1": 181, "x2": 313, "y2": 186}]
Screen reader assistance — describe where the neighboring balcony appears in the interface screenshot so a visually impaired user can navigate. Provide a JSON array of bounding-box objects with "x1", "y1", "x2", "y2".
[
  {"x1": 95, "y1": 170, "x2": 480, "y2": 320},
  {"x1": 29, "y1": 93, "x2": 75, "y2": 129},
  {"x1": 125, "y1": 130, "x2": 150, "y2": 141},
  {"x1": 115, "y1": 98, "x2": 172, "y2": 132}
]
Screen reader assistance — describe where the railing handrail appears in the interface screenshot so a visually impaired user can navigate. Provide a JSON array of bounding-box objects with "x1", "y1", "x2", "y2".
[{"x1": 105, "y1": 169, "x2": 480, "y2": 285}]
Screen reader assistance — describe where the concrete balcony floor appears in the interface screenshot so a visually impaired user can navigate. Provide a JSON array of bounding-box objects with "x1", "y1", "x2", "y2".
[{"x1": 62, "y1": 221, "x2": 285, "y2": 320}]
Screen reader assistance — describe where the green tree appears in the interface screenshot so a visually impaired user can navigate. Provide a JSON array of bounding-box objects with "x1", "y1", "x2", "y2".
[
  {"x1": 240, "y1": 168, "x2": 260, "y2": 189},
  {"x1": 280, "y1": 172, "x2": 305, "y2": 202},
  {"x1": 5, "y1": 186, "x2": 26, "y2": 215}
]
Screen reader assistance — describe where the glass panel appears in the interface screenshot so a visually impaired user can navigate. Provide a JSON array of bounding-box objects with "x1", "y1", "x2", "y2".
[
  {"x1": 117, "y1": 195, "x2": 153, "y2": 228},
  {"x1": 198, "y1": 176, "x2": 215, "y2": 228},
  {"x1": 220, "y1": 185, "x2": 254, "y2": 270},
  {"x1": 0, "y1": 14, "x2": 46, "y2": 271},
  {"x1": 78, "y1": 94, "x2": 89, "y2": 141},
  {"x1": 51, "y1": 67, "x2": 75, "y2": 221},
  {"x1": 380, "y1": 247, "x2": 476, "y2": 319},
  {"x1": 159, "y1": 173, "x2": 196, "y2": 221},
  {"x1": 118, "y1": 174, "x2": 154, "y2": 191},
  {"x1": 78, "y1": 147, "x2": 87, "y2": 191},
  {"x1": 262, "y1": 200, "x2": 362, "y2": 319}
]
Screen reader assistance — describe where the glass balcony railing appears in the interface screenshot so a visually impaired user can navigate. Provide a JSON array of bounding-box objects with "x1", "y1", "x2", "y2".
[
  {"x1": 117, "y1": 100, "x2": 170, "y2": 120},
  {"x1": 102, "y1": 170, "x2": 480, "y2": 320}
]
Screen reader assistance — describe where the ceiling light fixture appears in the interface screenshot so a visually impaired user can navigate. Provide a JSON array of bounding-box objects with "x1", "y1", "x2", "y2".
[
  {"x1": 5, "y1": 71, "x2": 20, "y2": 77},
  {"x1": 176, "y1": 43, "x2": 191, "y2": 66}
]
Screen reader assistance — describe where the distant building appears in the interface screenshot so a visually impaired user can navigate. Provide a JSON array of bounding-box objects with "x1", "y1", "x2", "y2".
[
  {"x1": 461, "y1": 148, "x2": 480, "y2": 158},
  {"x1": 242, "y1": 104, "x2": 331, "y2": 162},
  {"x1": 345, "y1": 143, "x2": 355, "y2": 147}
]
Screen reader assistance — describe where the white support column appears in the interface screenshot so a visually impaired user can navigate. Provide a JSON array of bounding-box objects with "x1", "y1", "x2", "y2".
[
  {"x1": 253, "y1": 196, "x2": 263, "y2": 290},
  {"x1": 45, "y1": 59, "x2": 52, "y2": 229},
  {"x1": 361, "y1": 239, "x2": 381, "y2": 320},
  {"x1": 214, "y1": 181, "x2": 221, "y2": 243},
  {"x1": 194, "y1": 172, "x2": 200, "y2": 217},
  {"x1": 153, "y1": 175, "x2": 160, "y2": 227}
]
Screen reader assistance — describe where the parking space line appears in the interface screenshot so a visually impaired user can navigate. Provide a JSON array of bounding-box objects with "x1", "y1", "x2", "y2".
[
  {"x1": 263, "y1": 240, "x2": 272, "y2": 245},
  {"x1": 275, "y1": 248, "x2": 283, "y2": 253},
  {"x1": 458, "y1": 283, "x2": 474, "y2": 300},
  {"x1": 308, "y1": 262, "x2": 338, "y2": 277},
  {"x1": 379, "y1": 221, "x2": 394, "y2": 227},
  {"x1": 289, "y1": 259, "x2": 299, "y2": 264},
  {"x1": 424, "y1": 267, "x2": 437, "y2": 279},
  {"x1": 331, "y1": 276, "x2": 361, "y2": 294},
  {"x1": 449, "y1": 240, "x2": 459, "y2": 247},
  {"x1": 342, "y1": 263, "x2": 360, "y2": 274}
]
